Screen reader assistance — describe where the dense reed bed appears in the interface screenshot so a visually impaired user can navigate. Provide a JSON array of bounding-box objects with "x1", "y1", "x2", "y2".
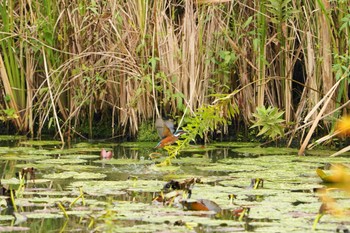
[{"x1": 0, "y1": 0, "x2": 349, "y2": 144}]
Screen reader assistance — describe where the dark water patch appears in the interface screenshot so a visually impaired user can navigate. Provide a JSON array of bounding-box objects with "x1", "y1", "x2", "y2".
[
  {"x1": 290, "y1": 189, "x2": 314, "y2": 193},
  {"x1": 292, "y1": 200, "x2": 310, "y2": 206},
  {"x1": 243, "y1": 195, "x2": 265, "y2": 202}
]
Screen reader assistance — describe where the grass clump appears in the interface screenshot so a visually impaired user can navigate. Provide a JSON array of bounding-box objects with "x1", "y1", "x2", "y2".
[{"x1": 137, "y1": 121, "x2": 159, "y2": 142}]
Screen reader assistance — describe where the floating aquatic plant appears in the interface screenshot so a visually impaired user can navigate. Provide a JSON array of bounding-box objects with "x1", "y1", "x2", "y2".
[{"x1": 0, "y1": 138, "x2": 348, "y2": 232}]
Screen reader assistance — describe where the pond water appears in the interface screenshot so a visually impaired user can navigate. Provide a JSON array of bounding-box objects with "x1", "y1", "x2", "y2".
[{"x1": 0, "y1": 135, "x2": 349, "y2": 232}]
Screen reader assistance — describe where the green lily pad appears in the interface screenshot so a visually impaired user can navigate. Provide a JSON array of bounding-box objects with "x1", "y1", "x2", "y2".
[
  {"x1": 44, "y1": 147, "x2": 102, "y2": 156},
  {"x1": 232, "y1": 147, "x2": 298, "y2": 155},
  {"x1": 25, "y1": 213, "x2": 63, "y2": 219},
  {"x1": 171, "y1": 156, "x2": 212, "y2": 165},
  {"x1": 0, "y1": 147, "x2": 41, "y2": 154},
  {"x1": 19, "y1": 140, "x2": 63, "y2": 146},
  {"x1": 97, "y1": 224, "x2": 188, "y2": 233},
  {"x1": 196, "y1": 163, "x2": 263, "y2": 173},
  {"x1": 0, "y1": 215, "x2": 15, "y2": 221},
  {"x1": 0, "y1": 226, "x2": 30, "y2": 232},
  {"x1": 26, "y1": 148, "x2": 51, "y2": 155},
  {"x1": 70, "y1": 179, "x2": 163, "y2": 195},
  {"x1": 57, "y1": 164, "x2": 101, "y2": 171},
  {"x1": 0, "y1": 147, "x2": 10, "y2": 153},
  {"x1": 0, "y1": 178, "x2": 51, "y2": 185},
  {"x1": 0, "y1": 154, "x2": 49, "y2": 161},
  {"x1": 69, "y1": 180, "x2": 128, "y2": 195},
  {"x1": 119, "y1": 142, "x2": 155, "y2": 148},
  {"x1": 110, "y1": 201, "x2": 243, "y2": 228},
  {"x1": 212, "y1": 141, "x2": 261, "y2": 148},
  {"x1": 0, "y1": 135, "x2": 26, "y2": 141},
  {"x1": 35, "y1": 158, "x2": 87, "y2": 164},
  {"x1": 73, "y1": 142, "x2": 114, "y2": 150},
  {"x1": 61, "y1": 154, "x2": 100, "y2": 159},
  {"x1": 0, "y1": 177, "x2": 22, "y2": 185},
  {"x1": 23, "y1": 190, "x2": 72, "y2": 196},
  {"x1": 44, "y1": 149, "x2": 79, "y2": 155},
  {"x1": 93, "y1": 158, "x2": 153, "y2": 165},
  {"x1": 180, "y1": 145, "x2": 217, "y2": 152},
  {"x1": 150, "y1": 164, "x2": 180, "y2": 172},
  {"x1": 162, "y1": 173, "x2": 203, "y2": 181},
  {"x1": 65, "y1": 210, "x2": 92, "y2": 217},
  {"x1": 69, "y1": 147, "x2": 103, "y2": 152},
  {"x1": 23, "y1": 196, "x2": 101, "y2": 207},
  {"x1": 15, "y1": 163, "x2": 55, "y2": 170},
  {"x1": 43, "y1": 171, "x2": 106, "y2": 180},
  {"x1": 73, "y1": 142, "x2": 99, "y2": 148}
]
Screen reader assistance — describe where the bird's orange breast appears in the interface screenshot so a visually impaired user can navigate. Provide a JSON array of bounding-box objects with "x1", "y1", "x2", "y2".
[{"x1": 155, "y1": 135, "x2": 178, "y2": 148}]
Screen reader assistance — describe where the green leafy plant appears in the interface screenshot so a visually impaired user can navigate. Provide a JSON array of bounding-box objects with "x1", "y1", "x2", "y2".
[
  {"x1": 0, "y1": 108, "x2": 19, "y2": 122},
  {"x1": 250, "y1": 106, "x2": 285, "y2": 140},
  {"x1": 159, "y1": 99, "x2": 238, "y2": 166},
  {"x1": 137, "y1": 121, "x2": 159, "y2": 142}
]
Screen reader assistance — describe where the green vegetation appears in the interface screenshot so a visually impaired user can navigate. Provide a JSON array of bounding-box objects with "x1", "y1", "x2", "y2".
[
  {"x1": 250, "y1": 106, "x2": 285, "y2": 140},
  {"x1": 159, "y1": 100, "x2": 237, "y2": 166},
  {"x1": 137, "y1": 121, "x2": 159, "y2": 142},
  {"x1": 0, "y1": 0, "x2": 349, "y2": 150}
]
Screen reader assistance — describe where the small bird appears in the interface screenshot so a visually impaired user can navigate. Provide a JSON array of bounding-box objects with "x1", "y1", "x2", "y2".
[
  {"x1": 181, "y1": 199, "x2": 222, "y2": 213},
  {"x1": 100, "y1": 148, "x2": 113, "y2": 159},
  {"x1": 155, "y1": 118, "x2": 186, "y2": 148}
]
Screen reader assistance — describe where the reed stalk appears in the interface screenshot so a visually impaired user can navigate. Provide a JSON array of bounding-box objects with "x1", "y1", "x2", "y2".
[{"x1": 256, "y1": 0, "x2": 267, "y2": 108}]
